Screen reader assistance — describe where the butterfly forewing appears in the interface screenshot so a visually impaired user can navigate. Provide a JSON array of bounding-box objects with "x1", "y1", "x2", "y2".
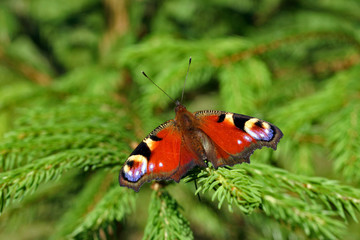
[
  {"x1": 195, "y1": 110, "x2": 283, "y2": 168},
  {"x1": 119, "y1": 120, "x2": 182, "y2": 191}
]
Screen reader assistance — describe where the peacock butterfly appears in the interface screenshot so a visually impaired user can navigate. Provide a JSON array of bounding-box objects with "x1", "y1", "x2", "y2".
[{"x1": 119, "y1": 60, "x2": 283, "y2": 192}]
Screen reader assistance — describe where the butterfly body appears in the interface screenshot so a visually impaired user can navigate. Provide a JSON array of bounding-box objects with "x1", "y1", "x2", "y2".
[{"x1": 119, "y1": 101, "x2": 283, "y2": 192}]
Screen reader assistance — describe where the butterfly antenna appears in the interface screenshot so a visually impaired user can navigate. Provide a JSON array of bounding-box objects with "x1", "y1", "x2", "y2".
[
  {"x1": 142, "y1": 71, "x2": 177, "y2": 104},
  {"x1": 181, "y1": 57, "x2": 192, "y2": 103}
]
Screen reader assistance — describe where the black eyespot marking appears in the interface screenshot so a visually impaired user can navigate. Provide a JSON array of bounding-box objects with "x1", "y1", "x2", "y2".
[
  {"x1": 126, "y1": 160, "x2": 134, "y2": 167},
  {"x1": 131, "y1": 142, "x2": 151, "y2": 159},
  {"x1": 233, "y1": 115, "x2": 247, "y2": 131},
  {"x1": 150, "y1": 135, "x2": 162, "y2": 141},
  {"x1": 255, "y1": 120, "x2": 263, "y2": 128},
  {"x1": 217, "y1": 114, "x2": 226, "y2": 123}
]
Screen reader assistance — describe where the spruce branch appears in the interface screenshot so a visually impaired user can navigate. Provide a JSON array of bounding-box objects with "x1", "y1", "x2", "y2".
[
  {"x1": 218, "y1": 31, "x2": 360, "y2": 65},
  {"x1": 186, "y1": 163, "x2": 360, "y2": 239},
  {"x1": 143, "y1": 189, "x2": 193, "y2": 240},
  {"x1": 272, "y1": 65, "x2": 360, "y2": 134},
  {"x1": 327, "y1": 102, "x2": 360, "y2": 181},
  {"x1": 0, "y1": 125, "x2": 132, "y2": 170},
  {"x1": 0, "y1": 148, "x2": 125, "y2": 213},
  {"x1": 270, "y1": 65, "x2": 360, "y2": 175},
  {"x1": 219, "y1": 59, "x2": 272, "y2": 114},
  {"x1": 260, "y1": 191, "x2": 345, "y2": 240},
  {"x1": 0, "y1": 95, "x2": 133, "y2": 171},
  {"x1": 247, "y1": 213, "x2": 306, "y2": 240},
  {"x1": 186, "y1": 165, "x2": 262, "y2": 214},
  {"x1": 50, "y1": 171, "x2": 116, "y2": 240},
  {"x1": 70, "y1": 185, "x2": 136, "y2": 239},
  {"x1": 244, "y1": 164, "x2": 360, "y2": 221}
]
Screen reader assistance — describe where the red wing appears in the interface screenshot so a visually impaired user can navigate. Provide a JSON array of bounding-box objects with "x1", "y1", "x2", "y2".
[
  {"x1": 119, "y1": 120, "x2": 200, "y2": 192},
  {"x1": 170, "y1": 142, "x2": 207, "y2": 182},
  {"x1": 195, "y1": 110, "x2": 283, "y2": 168}
]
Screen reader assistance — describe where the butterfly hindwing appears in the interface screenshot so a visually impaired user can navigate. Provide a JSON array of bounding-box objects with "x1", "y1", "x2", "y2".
[
  {"x1": 195, "y1": 110, "x2": 283, "y2": 168},
  {"x1": 170, "y1": 142, "x2": 207, "y2": 182},
  {"x1": 119, "y1": 120, "x2": 200, "y2": 191}
]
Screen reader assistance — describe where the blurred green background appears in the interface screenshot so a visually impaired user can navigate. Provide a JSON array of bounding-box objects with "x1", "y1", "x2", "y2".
[{"x1": 0, "y1": 0, "x2": 360, "y2": 239}]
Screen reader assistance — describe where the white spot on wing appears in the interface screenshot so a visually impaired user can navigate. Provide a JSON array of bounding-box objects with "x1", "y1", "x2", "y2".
[
  {"x1": 159, "y1": 162, "x2": 163, "y2": 167},
  {"x1": 244, "y1": 136, "x2": 252, "y2": 142},
  {"x1": 149, "y1": 163, "x2": 154, "y2": 172},
  {"x1": 237, "y1": 139, "x2": 242, "y2": 145},
  {"x1": 141, "y1": 161, "x2": 147, "y2": 174},
  {"x1": 247, "y1": 130, "x2": 261, "y2": 140}
]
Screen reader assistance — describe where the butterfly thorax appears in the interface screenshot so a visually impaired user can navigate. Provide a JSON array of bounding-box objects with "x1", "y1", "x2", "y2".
[
  {"x1": 174, "y1": 104, "x2": 210, "y2": 162},
  {"x1": 174, "y1": 104, "x2": 199, "y2": 131}
]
